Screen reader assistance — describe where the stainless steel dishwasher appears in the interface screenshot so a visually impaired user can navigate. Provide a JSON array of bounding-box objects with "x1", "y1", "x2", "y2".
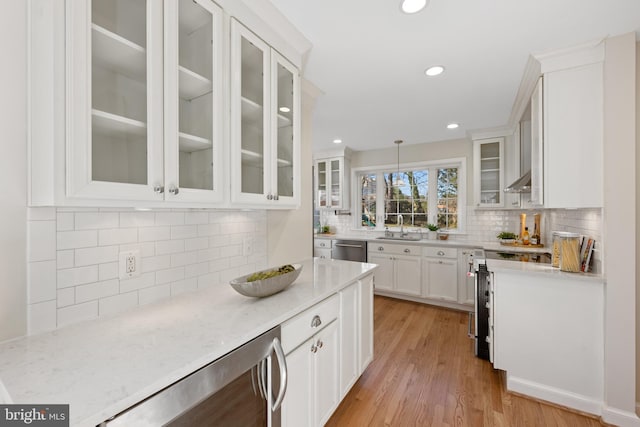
[{"x1": 331, "y1": 239, "x2": 367, "y2": 262}]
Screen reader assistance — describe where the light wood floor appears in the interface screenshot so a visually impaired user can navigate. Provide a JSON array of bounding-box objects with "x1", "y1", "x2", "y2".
[{"x1": 326, "y1": 296, "x2": 609, "y2": 427}]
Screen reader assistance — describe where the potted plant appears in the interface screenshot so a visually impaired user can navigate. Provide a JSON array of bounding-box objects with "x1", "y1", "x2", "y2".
[
  {"x1": 425, "y1": 223, "x2": 438, "y2": 240},
  {"x1": 497, "y1": 231, "x2": 517, "y2": 244}
]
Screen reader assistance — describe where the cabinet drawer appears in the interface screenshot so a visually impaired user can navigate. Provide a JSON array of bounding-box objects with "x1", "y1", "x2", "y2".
[
  {"x1": 314, "y1": 238, "x2": 332, "y2": 249},
  {"x1": 422, "y1": 247, "x2": 457, "y2": 258},
  {"x1": 281, "y1": 294, "x2": 339, "y2": 354},
  {"x1": 368, "y1": 242, "x2": 419, "y2": 256}
]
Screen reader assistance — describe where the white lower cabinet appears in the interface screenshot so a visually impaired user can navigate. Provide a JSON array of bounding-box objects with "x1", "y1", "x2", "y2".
[
  {"x1": 314, "y1": 238, "x2": 332, "y2": 259},
  {"x1": 422, "y1": 247, "x2": 458, "y2": 302},
  {"x1": 282, "y1": 273, "x2": 374, "y2": 427},
  {"x1": 368, "y1": 243, "x2": 421, "y2": 297}
]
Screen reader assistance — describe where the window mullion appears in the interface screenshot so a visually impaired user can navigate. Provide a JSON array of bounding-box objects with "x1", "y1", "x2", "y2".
[
  {"x1": 428, "y1": 167, "x2": 437, "y2": 225},
  {"x1": 376, "y1": 172, "x2": 385, "y2": 229}
]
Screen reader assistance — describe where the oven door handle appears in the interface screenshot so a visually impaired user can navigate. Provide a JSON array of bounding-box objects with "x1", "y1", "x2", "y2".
[{"x1": 272, "y1": 337, "x2": 288, "y2": 411}]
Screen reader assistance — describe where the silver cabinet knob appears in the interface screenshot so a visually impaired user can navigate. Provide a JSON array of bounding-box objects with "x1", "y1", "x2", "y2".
[
  {"x1": 274, "y1": 194, "x2": 279, "y2": 201},
  {"x1": 267, "y1": 194, "x2": 273, "y2": 200},
  {"x1": 168, "y1": 186, "x2": 179, "y2": 195},
  {"x1": 437, "y1": 250, "x2": 445, "y2": 256},
  {"x1": 310, "y1": 315, "x2": 322, "y2": 328},
  {"x1": 311, "y1": 343, "x2": 317, "y2": 353},
  {"x1": 378, "y1": 246, "x2": 384, "y2": 251},
  {"x1": 404, "y1": 248, "x2": 410, "y2": 253},
  {"x1": 316, "y1": 339, "x2": 323, "y2": 349},
  {"x1": 153, "y1": 186, "x2": 165, "y2": 194}
]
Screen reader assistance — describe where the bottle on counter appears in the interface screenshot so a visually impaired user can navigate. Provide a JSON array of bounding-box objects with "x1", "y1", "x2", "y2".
[
  {"x1": 531, "y1": 223, "x2": 540, "y2": 245},
  {"x1": 522, "y1": 227, "x2": 530, "y2": 245}
]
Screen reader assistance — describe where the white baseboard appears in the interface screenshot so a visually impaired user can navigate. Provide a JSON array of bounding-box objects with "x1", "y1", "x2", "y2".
[
  {"x1": 601, "y1": 406, "x2": 640, "y2": 427},
  {"x1": 506, "y1": 375, "x2": 602, "y2": 416}
]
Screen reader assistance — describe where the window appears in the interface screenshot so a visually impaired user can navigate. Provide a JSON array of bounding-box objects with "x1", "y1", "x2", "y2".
[{"x1": 356, "y1": 159, "x2": 464, "y2": 231}]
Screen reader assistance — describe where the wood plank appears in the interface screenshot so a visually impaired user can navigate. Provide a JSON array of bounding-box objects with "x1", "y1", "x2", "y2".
[{"x1": 326, "y1": 296, "x2": 612, "y2": 427}]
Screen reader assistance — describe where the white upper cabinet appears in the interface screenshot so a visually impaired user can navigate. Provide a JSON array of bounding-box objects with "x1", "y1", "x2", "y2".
[
  {"x1": 164, "y1": 0, "x2": 225, "y2": 203},
  {"x1": 314, "y1": 149, "x2": 350, "y2": 210},
  {"x1": 30, "y1": 0, "x2": 307, "y2": 208},
  {"x1": 67, "y1": 0, "x2": 164, "y2": 201},
  {"x1": 473, "y1": 137, "x2": 504, "y2": 208},
  {"x1": 230, "y1": 20, "x2": 300, "y2": 208}
]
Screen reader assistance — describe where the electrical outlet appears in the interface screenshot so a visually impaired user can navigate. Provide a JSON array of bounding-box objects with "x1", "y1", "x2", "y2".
[
  {"x1": 243, "y1": 237, "x2": 253, "y2": 256},
  {"x1": 119, "y1": 250, "x2": 141, "y2": 279}
]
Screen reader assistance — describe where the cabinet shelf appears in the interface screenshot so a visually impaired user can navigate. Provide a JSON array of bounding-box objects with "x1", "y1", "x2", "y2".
[
  {"x1": 179, "y1": 132, "x2": 211, "y2": 152},
  {"x1": 481, "y1": 169, "x2": 500, "y2": 173},
  {"x1": 241, "y1": 149, "x2": 291, "y2": 167},
  {"x1": 92, "y1": 109, "x2": 146, "y2": 137},
  {"x1": 241, "y1": 97, "x2": 292, "y2": 128},
  {"x1": 179, "y1": 66, "x2": 212, "y2": 101},
  {"x1": 92, "y1": 24, "x2": 145, "y2": 82},
  {"x1": 481, "y1": 157, "x2": 500, "y2": 161}
]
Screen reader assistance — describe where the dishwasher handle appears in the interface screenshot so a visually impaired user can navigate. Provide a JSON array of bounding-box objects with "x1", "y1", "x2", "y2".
[
  {"x1": 271, "y1": 337, "x2": 288, "y2": 411},
  {"x1": 334, "y1": 243, "x2": 364, "y2": 249}
]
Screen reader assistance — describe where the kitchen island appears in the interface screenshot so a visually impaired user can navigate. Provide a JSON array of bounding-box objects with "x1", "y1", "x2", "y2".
[{"x1": 0, "y1": 258, "x2": 376, "y2": 427}]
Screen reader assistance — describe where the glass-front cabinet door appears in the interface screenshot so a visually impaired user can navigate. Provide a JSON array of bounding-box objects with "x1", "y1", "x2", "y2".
[
  {"x1": 272, "y1": 51, "x2": 299, "y2": 205},
  {"x1": 231, "y1": 19, "x2": 300, "y2": 207},
  {"x1": 164, "y1": 0, "x2": 223, "y2": 203},
  {"x1": 67, "y1": 0, "x2": 163, "y2": 200},
  {"x1": 473, "y1": 137, "x2": 504, "y2": 208},
  {"x1": 316, "y1": 161, "x2": 328, "y2": 208}
]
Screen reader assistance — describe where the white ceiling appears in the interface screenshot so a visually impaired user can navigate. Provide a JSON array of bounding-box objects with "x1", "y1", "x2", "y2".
[{"x1": 268, "y1": 0, "x2": 640, "y2": 153}]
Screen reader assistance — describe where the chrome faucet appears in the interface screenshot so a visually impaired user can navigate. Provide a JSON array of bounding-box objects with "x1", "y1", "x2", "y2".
[{"x1": 397, "y1": 215, "x2": 404, "y2": 235}]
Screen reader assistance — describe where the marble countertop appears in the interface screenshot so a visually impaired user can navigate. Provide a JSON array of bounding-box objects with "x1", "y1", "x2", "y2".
[
  {"x1": 487, "y1": 259, "x2": 604, "y2": 282},
  {"x1": 0, "y1": 258, "x2": 377, "y2": 427}
]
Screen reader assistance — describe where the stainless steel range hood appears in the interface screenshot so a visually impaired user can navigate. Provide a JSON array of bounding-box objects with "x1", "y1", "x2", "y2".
[{"x1": 504, "y1": 170, "x2": 531, "y2": 193}]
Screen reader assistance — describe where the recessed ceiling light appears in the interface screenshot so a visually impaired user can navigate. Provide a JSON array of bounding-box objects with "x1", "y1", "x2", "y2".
[
  {"x1": 333, "y1": 139, "x2": 343, "y2": 144},
  {"x1": 447, "y1": 123, "x2": 459, "y2": 129},
  {"x1": 400, "y1": 0, "x2": 428, "y2": 14},
  {"x1": 279, "y1": 106, "x2": 290, "y2": 113},
  {"x1": 425, "y1": 65, "x2": 445, "y2": 77}
]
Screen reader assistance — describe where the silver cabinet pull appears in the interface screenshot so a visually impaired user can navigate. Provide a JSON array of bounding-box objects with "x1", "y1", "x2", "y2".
[
  {"x1": 271, "y1": 337, "x2": 288, "y2": 411},
  {"x1": 404, "y1": 248, "x2": 410, "y2": 253},
  {"x1": 153, "y1": 186, "x2": 164, "y2": 194},
  {"x1": 378, "y1": 246, "x2": 384, "y2": 251},
  {"x1": 310, "y1": 343, "x2": 318, "y2": 353},
  {"x1": 168, "y1": 186, "x2": 179, "y2": 195},
  {"x1": 310, "y1": 315, "x2": 322, "y2": 328},
  {"x1": 267, "y1": 194, "x2": 273, "y2": 200},
  {"x1": 335, "y1": 243, "x2": 363, "y2": 249},
  {"x1": 316, "y1": 339, "x2": 323, "y2": 349},
  {"x1": 437, "y1": 250, "x2": 445, "y2": 256},
  {"x1": 274, "y1": 194, "x2": 279, "y2": 201}
]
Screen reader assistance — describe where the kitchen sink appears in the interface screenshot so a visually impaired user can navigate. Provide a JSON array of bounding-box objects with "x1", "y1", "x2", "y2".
[{"x1": 376, "y1": 235, "x2": 422, "y2": 241}]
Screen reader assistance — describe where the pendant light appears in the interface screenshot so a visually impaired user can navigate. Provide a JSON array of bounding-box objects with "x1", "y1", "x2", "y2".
[{"x1": 394, "y1": 140, "x2": 405, "y2": 187}]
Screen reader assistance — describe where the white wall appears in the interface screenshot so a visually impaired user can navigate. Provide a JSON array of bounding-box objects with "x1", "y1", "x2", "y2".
[
  {"x1": 636, "y1": 40, "x2": 640, "y2": 417},
  {"x1": 0, "y1": 1, "x2": 27, "y2": 341},
  {"x1": 602, "y1": 32, "x2": 638, "y2": 426}
]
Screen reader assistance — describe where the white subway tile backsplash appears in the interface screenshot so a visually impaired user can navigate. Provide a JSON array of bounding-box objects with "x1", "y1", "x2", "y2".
[
  {"x1": 57, "y1": 288, "x2": 75, "y2": 308},
  {"x1": 57, "y1": 250, "x2": 74, "y2": 269},
  {"x1": 56, "y1": 213, "x2": 74, "y2": 231},
  {"x1": 27, "y1": 300, "x2": 56, "y2": 335},
  {"x1": 57, "y1": 230, "x2": 98, "y2": 250},
  {"x1": 28, "y1": 260, "x2": 57, "y2": 304},
  {"x1": 185, "y1": 212, "x2": 209, "y2": 225},
  {"x1": 139, "y1": 226, "x2": 171, "y2": 242},
  {"x1": 155, "y1": 212, "x2": 185, "y2": 226},
  {"x1": 156, "y1": 267, "x2": 185, "y2": 285},
  {"x1": 99, "y1": 292, "x2": 138, "y2": 317},
  {"x1": 98, "y1": 228, "x2": 138, "y2": 246},
  {"x1": 120, "y1": 212, "x2": 155, "y2": 228},
  {"x1": 120, "y1": 272, "x2": 156, "y2": 293},
  {"x1": 57, "y1": 266, "x2": 99, "y2": 289},
  {"x1": 142, "y1": 255, "x2": 172, "y2": 273},
  {"x1": 76, "y1": 279, "x2": 119, "y2": 303},
  {"x1": 26, "y1": 208, "x2": 268, "y2": 333},
  {"x1": 75, "y1": 246, "x2": 119, "y2": 267},
  {"x1": 98, "y1": 262, "x2": 119, "y2": 281},
  {"x1": 171, "y1": 225, "x2": 198, "y2": 240},
  {"x1": 57, "y1": 301, "x2": 98, "y2": 327},
  {"x1": 139, "y1": 284, "x2": 171, "y2": 306},
  {"x1": 75, "y1": 212, "x2": 119, "y2": 230},
  {"x1": 28, "y1": 221, "x2": 56, "y2": 262}
]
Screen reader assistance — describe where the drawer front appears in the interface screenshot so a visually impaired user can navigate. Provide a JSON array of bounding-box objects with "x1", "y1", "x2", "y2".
[
  {"x1": 368, "y1": 242, "x2": 419, "y2": 256},
  {"x1": 422, "y1": 246, "x2": 457, "y2": 258},
  {"x1": 314, "y1": 247, "x2": 332, "y2": 259},
  {"x1": 314, "y1": 238, "x2": 332, "y2": 249},
  {"x1": 281, "y1": 294, "x2": 339, "y2": 354}
]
